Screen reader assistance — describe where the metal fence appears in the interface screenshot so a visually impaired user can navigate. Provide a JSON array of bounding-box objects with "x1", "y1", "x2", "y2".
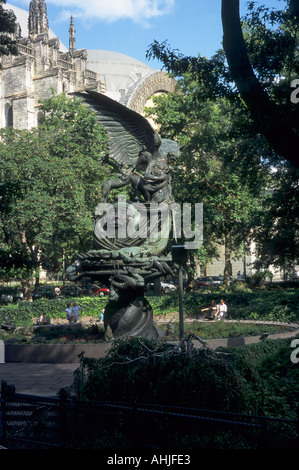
[{"x1": 0, "y1": 380, "x2": 298, "y2": 449}]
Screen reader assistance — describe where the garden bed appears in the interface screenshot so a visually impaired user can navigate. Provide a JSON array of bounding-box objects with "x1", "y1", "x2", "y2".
[
  {"x1": 1, "y1": 317, "x2": 296, "y2": 344},
  {"x1": 2, "y1": 319, "x2": 298, "y2": 363},
  {"x1": 0, "y1": 289, "x2": 299, "y2": 327}
]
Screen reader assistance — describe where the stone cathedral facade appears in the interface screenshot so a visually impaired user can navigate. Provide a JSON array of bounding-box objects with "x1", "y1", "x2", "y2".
[
  {"x1": 0, "y1": 1, "x2": 106, "y2": 129},
  {"x1": 0, "y1": 0, "x2": 176, "y2": 130}
]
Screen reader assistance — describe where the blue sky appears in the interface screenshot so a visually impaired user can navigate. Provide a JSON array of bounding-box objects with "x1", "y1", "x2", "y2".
[{"x1": 10, "y1": 0, "x2": 283, "y2": 69}]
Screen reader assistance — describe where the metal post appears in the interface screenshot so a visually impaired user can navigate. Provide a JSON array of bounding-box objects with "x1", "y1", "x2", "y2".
[
  {"x1": 171, "y1": 245, "x2": 188, "y2": 342},
  {"x1": 178, "y1": 265, "x2": 184, "y2": 340},
  {"x1": 0, "y1": 340, "x2": 4, "y2": 364},
  {"x1": 59, "y1": 388, "x2": 68, "y2": 448},
  {"x1": 0, "y1": 380, "x2": 6, "y2": 446},
  {"x1": 0, "y1": 380, "x2": 14, "y2": 448},
  {"x1": 62, "y1": 249, "x2": 66, "y2": 287}
]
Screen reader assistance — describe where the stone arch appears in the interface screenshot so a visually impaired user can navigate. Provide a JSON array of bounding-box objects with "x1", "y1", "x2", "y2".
[
  {"x1": 5, "y1": 103, "x2": 13, "y2": 127},
  {"x1": 125, "y1": 71, "x2": 176, "y2": 115}
]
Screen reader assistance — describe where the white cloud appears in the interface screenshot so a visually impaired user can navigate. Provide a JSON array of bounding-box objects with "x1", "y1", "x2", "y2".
[{"x1": 47, "y1": 0, "x2": 175, "y2": 25}]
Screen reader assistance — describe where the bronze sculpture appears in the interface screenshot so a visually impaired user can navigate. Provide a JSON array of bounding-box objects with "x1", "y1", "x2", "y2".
[{"x1": 66, "y1": 90, "x2": 180, "y2": 340}]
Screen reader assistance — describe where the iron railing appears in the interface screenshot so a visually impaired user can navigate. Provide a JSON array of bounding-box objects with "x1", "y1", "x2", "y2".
[{"x1": 0, "y1": 380, "x2": 298, "y2": 449}]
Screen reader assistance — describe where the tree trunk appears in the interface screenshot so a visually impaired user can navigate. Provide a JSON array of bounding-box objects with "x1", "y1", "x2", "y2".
[
  {"x1": 153, "y1": 278, "x2": 161, "y2": 296},
  {"x1": 224, "y1": 231, "x2": 233, "y2": 287},
  {"x1": 20, "y1": 231, "x2": 33, "y2": 301},
  {"x1": 21, "y1": 278, "x2": 32, "y2": 302},
  {"x1": 186, "y1": 250, "x2": 196, "y2": 292},
  {"x1": 221, "y1": 0, "x2": 299, "y2": 169}
]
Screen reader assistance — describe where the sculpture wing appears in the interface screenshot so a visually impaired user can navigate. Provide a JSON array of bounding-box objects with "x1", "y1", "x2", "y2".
[{"x1": 73, "y1": 90, "x2": 161, "y2": 167}]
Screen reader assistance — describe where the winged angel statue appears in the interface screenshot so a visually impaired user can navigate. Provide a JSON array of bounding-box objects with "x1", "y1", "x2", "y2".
[{"x1": 66, "y1": 90, "x2": 180, "y2": 339}]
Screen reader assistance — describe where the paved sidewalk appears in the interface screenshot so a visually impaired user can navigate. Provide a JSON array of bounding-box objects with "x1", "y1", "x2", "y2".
[
  {"x1": 1, "y1": 321, "x2": 298, "y2": 398},
  {"x1": 0, "y1": 363, "x2": 78, "y2": 397}
]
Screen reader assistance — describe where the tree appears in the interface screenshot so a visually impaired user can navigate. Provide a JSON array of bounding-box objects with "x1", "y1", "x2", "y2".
[
  {"x1": 0, "y1": 93, "x2": 110, "y2": 298},
  {"x1": 146, "y1": 1, "x2": 299, "y2": 273},
  {"x1": 221, "y1": 0, "x2": 299, "y2": 169},
  {"x1": 0, "y1": 0, "x2": 18, "y2": 56},
  {"x1": 147, "y1": 1, "x2": 299, "y2": 169},
  {"x1": 254, "y1": 165, "x2": 299, "y2": 272},
  {"x1": 144, "y1": 74, "x2": 270, "y2": 285}
]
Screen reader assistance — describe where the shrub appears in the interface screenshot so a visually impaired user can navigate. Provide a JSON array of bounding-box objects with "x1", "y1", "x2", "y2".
[
  {"x1": 0, "y1": 296, "x2": 107, "y2": 326},
  {"x1": 0, "y1": 289, "x2": 298, "y2": 326},
  {"x1": 216, "y1": 337, "x2": 299, "y2": 419},
  {"x1": 148, "y1": 290, "x2": 299, "y2": 323},
  {"x1": 160, "y1": 321, "x2": 290, "y2": 339},
  {"x1": 81, "y1": 336, "x2": 299, "y2": 420},
  {"x1": 82, "y1": 337, "x2": 261, "y2": 415}
]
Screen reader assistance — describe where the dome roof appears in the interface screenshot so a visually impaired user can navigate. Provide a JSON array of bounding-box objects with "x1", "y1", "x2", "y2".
[
  {"x1": 87, "y1": 50, "x2": 156, "y2": 102},
  {"x1": 87, "y1": 50, "x2": 154, "y2": 74},
  {"x1": 5, "y1": 3, "x2": 68, "y2": 52}
]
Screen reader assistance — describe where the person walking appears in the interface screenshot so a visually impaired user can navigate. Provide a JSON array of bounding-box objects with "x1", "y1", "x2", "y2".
[
  {"x1": 99, "y1": 308, "x2": 105, "y2": 323},
  {"x1": 66, "y1": 303, "x2": 74, "y2": 323},
  {"x1": 71, "y1": 301, "x2": 82, "y2": 323}
]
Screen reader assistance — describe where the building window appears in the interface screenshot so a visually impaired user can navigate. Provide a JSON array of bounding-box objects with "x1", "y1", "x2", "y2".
[
  {"x1": 5, "y1": 104, "x2": 13, "y2": 127},
  {"x1": 37, "y1": 111, "x2": 44, "y2": 127}
]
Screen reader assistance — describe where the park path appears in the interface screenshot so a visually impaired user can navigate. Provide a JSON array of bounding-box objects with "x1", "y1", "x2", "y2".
[{"x1": 1, "y1": 318, "x2": 298, "y2": 397}]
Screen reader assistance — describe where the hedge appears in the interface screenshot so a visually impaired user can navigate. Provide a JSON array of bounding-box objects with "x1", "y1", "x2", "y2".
[
  {"x1": 81, "y1": 336, "x2": 299, "y2": 420},
  {"x1": 147, "y1": 290, "x2": 299, "y2": 323},
  {"x1": 0, "y1": 296, "x2": 107, "y2": 326},
  {"x1": 0, "y1": 289, "x2": 298, "y2": 327}
]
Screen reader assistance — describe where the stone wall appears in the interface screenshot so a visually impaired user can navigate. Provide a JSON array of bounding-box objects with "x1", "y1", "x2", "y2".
[{"x1": 0, "y1": 35, "x2": 102, "y2": 130}]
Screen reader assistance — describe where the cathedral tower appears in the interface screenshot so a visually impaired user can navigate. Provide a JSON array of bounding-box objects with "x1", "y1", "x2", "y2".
[
  {"x1": 69, "y1": 16, "x2": 76, "y2": 55},
  {"x1": 28, "y1": 0, "x2": 49, "y2": 36}
]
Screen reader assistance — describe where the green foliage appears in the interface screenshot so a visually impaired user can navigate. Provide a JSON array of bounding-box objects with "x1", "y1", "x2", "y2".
[
  {"x1": 148, "y1": 289, "x2": 299, "y2": 323},
  {"x1": 144, "y1": 71, "x2": 271, "y2": 281},
  {"x1": 0, "y1": 323, "x2": 105, "y2": 344},
  {"x1": 218, "y1": 281, "x2": 253, "y2": 293},
  {"x1": 253, "y1": 166, "x2": 299, "y2": 269},
  {"x1": 160, "y1": 321, "x2": 290, "y2": 340},
  {"x1": 0, "y1": 290, "x2": 297, "y2": 327},
  {"x1": 80, "y1": 335, "x2": 298, "y2": 422},
  {"x1": 0, "y1": 1, "x2": 18, "y2": 56},
  {"x1": 146, "y1": 0, "x2": 299, "y2": 269},
  {"x1": 243, "y1": 2, "x2": 299, "y2": 88},
  {"x1": 0, "y1": 92, "x2": 111, "y2": 282},
  {"x1": 30, "y1": 324, "x2": 104, "y2": 344},
  {"x1": 256, "y1": 341, "x2": 299, "y2": 418},
  {"x1": 83, "y1": 338, "x2": 258, "y2": 414},
  {"x1": 0, "y1": 296, "x2": 107, "y2": 326},
  {"x1": 250, "y1": 269, "x2": 274, "y2": 286},
  {"x1": 217, "y1": 337, "x2": 299, "y2": 419}
]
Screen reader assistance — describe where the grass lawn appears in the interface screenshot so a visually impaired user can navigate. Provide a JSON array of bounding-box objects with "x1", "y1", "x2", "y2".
[
  {"x1": 159, "y1": 320, "x2": 293, "y2": 339},
  {"x1": 0, "y1": 319, "x2": 294, "y2": 344}
]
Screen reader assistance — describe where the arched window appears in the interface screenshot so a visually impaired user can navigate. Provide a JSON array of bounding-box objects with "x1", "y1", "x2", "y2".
[
  {"x1": 37, "y1": 111, "x2": 44, "y2": 127},
  {"x1": 5, "y1": 103, "x2": 13, "y2": 127}
]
